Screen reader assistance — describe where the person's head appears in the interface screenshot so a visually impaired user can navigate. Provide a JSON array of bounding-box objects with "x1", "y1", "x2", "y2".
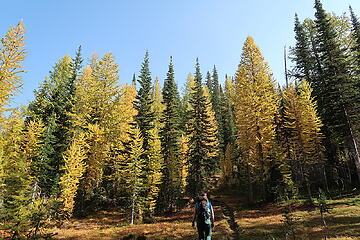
[{"x1": 200, "y1": 192, "x2": 208, "y2": 201}]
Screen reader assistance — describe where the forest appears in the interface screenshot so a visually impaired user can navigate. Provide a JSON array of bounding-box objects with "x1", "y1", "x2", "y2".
[{"x1": 2, "y1": 0, "x2": 360, "y2": 239}]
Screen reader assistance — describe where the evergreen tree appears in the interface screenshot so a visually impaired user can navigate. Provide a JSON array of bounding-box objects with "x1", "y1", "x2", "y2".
[
  {"x1": 151, "y1": 77, "x2": 165, "y2": 130},
  {"x1": 28, "y1": 50, "x2": 82, "y2": 196},
  {"x1": 349, "y1": 6, "x2": 360, "y2": 71},
  {"x1": 211, "y1": 66, "x2": 223, "y2": 151},
  {"x1": 234, "y1": 36, "x2": 279, "y2": 201},
  {"x1": 135, "y1": 51, "x2": 155, "y2": 153},
  {"x1": 206, "y1": 71, "x2": 212, "y2": 92},
  {"x1": 219, "y1": 86, "x2": 235, "y2": 151},
  {"x1": 159, "y1": 57, "x2": 182, "y2": 212},
  {"x1": 291, "y1": 14, "x2": 315, "y2": 82},
  {"x1": 186, "y1": 58, "x2": 219, "y2": 196},
  {"x1": 124, "y1": 124, "x2": 145, "y2": 224},
  {"x1": 313, "y1": 0, "x2": 360, "y2": 181}
]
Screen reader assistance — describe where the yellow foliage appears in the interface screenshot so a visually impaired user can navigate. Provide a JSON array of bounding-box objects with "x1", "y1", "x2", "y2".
[
  {"x1": 221, "y1": 143, "x2": 234, "y2": 182},
  {"x1": 234, "y1": 36, "x2": 279, "y2": 175},
  {"x1": 0, "y1": 22, "x2": 26, "y2": 120},
  {"x1": 59, "y1": 133, "x2": 88, "y2": 217},
  {"x1": 282, "y1": 80, "x2": 323, "y2": 168},
  {"x1": 146, "y1": 128, "x2": 163, "y2": 214},
  {"x1": 179, "y1": 135, "x2": 189, "y2": 192},
  {"x1": 22, "y1": 119, "x2": 44, "y2": 166},
  {"x1": 202, "y1": 86, "x2": 220, "y2": 159},
  {"x1": 82, "y1": 124, "x2": 107, "y2": 198}
]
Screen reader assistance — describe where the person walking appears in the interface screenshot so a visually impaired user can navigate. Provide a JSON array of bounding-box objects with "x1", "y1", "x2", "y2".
[{"x1": 192, "y1": 193, "x2": 214, "y2": 240}]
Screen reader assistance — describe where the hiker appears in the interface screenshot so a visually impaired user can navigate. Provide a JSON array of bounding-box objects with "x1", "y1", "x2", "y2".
[{"x1": 192, "y1": 193, "x2": 214, "y2": 240}]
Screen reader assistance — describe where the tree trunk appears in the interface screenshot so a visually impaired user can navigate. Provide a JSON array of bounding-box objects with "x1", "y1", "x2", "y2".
[
  {"x1": 131, "y1": 193, "x2": 135, "y2": 225},
  {"x1": 247, "y1": 165, "x2": 254, "y2": 203},
  {"x1": 342, "y1": 101, "x2": 360, "y2": 182},
  {"x1": 323, "y1": 167, "x2": 329, "y2": 193}
]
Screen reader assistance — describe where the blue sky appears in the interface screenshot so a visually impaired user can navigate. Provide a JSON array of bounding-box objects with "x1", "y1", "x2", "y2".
[{"x1": 1, "y1": 0, "x2": 360, "y2": 107}]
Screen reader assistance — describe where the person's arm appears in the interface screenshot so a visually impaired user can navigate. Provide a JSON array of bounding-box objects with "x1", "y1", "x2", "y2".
[{"x1": 210, "y1": 204, "x2": 215, "y2": 225}]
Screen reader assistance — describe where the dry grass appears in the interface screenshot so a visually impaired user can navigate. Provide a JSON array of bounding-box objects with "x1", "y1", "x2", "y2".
[
  {"x1": 229, "y1": 196, "x2": 360, "y2": 240},
  {"x1": 47, "y1": 204, "x2": 232, "y2": 239},
  {"x1": 47, "y1": 195, "x2": 360, "y2": 239}
]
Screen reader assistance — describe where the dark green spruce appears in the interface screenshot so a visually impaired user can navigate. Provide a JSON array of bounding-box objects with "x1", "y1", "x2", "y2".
[
  {"x1": 27, "y1": 47, "x2": 83, "y2": 196},
  {"x1": 158, "y1": 56, "x2": 182, "y2": 212},
  {"x1": 186, "y1": 58, "x2": 219, "y2": 197},
  {"x1": 134, "y1": 51, "x2": 155, "y2": 153},
  {"x1": 313, "y1": 0, "x2": 360, "y2": 181}
]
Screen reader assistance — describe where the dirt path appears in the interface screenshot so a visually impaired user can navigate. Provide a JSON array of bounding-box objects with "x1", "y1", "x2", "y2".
[{"x1": 212, "y1": 198, "x2": 241, "y2": 240}]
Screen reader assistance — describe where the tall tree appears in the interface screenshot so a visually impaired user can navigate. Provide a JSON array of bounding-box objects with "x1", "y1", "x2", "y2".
[
  {"x1": 124, "y1": 124, "x2": 145, "y2": 224},
  {"x1": 28, "y1": 48, "x2": 83, "y2": 196},
  {"x1": 234, "y1": 36, "x2": 279, "y2": 201},
  {"x1": 206, "y1": 71, "x2": 212, "y2": 92},
  {"x1": 59, "y1": 132, "x2": 88, "y2": 218},
  {"x1": 313, "y1": 0, "x2": 360, "y2": 181},
  {"x1": 349, "y1": 6, "x2": 360, "y2": 71},
  {"x1": 290, "y1": 14, "x2": 315, "y2": 82},
  {"x1": 135, "y1": 51, "x2": 155, "y2": 153},
  {"x1": 151, "y1": 77, "x2": 165, "y2": 130},
  {"x1": 186, "y1": 58, "x2": 219, "y2": 196},
  {"x1": 159, "y1": 57, "x2": 182, "y2": 212},
  {"x1": 282, "y1": 81, "x2": 324, "y2": 201},
  {"x1": 71, "y1": 53, "x2": 120, "y2": 208}
]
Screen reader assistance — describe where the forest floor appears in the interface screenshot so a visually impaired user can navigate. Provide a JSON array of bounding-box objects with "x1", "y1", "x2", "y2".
[{"x1": 47, "y1": 193, "x2": 360, "y2": 240}]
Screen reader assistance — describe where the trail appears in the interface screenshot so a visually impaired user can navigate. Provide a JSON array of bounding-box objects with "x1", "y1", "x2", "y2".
[
  {"x1": 209, "y1": 175, "x2": 241, "y2": 240},
  {"x1": 212, "y1": 198, "x2": 241, "y2": 240}
]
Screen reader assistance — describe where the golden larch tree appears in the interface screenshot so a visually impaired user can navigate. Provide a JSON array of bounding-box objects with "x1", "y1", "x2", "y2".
[{"x1": 234, "y1": 36, "x2": 279, "y2": 201}]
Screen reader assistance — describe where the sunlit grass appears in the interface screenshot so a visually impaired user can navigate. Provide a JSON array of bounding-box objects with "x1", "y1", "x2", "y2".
[
  {"x1": 48, "y1": 204, "x2": 232, "y2": 239},
  {"x1": 233, "y1": 195, "x2": 360, "y2": 240}
]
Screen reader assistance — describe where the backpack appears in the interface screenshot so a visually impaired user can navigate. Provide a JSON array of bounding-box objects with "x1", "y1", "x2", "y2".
[{"x1": 196, "y1": 199, "x2": 211, "y2": 224}]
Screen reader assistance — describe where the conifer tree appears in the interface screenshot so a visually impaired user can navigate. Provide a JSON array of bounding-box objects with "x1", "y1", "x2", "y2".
[
  {"x1": 28, "y1": 51, "x2": 82, "y2": 196},
  {"x1": 0, "y1": 22, "x2": 25, "y2": 121},
  {"x1": 135, "y1": 51, "x2": 155, "y2": 153},
  {"x1": 151, "y1": 77, "x2": 165, "y2": 130},
  {"x1": 219, "y1": 86, "x2": 236, "y2": 151},
  {"x1": 282, "y1": 81, "x2": 324, "y2": 201},
  {"x1": 313, "y1": 0, "x2": 360, "y2": 181},
  {"x1": 145, "y1": 128, "x2": 163, "y2": 215},
  {"x1": 179, "y1": 135, "x2": 189, "y2": 192},
  {"x1": 234, "y1": 36, "x2": 278, "y2": 201},
  {"x1": 124, "y1": 124, "x2": 145, "y2": 224},
  {"x1": 0, "y1": 110, "x2": 42, "y2": 238},
  {"x1": 71, "y1": 53, "x2": 120, "y2": 204},
  {"x1": 221, "y1": 143, "x2": 235, "y2": 184},
  {"x1": 291, "y1": 14, "x2": 315, "y2": 82},
  {"x1": 180, "y1": 73, "x2": 196, "y2": 130},
  {"x1": 349, "y1": 6, "x2": 360, "y2": 70},
  {"x1": 59, "y1": 132, "x2": 88, "y2": 217},
  {"x1": 159, "y1": 57, "x2": 182, "y2": 212},
  {"x1": 110, "y1": 83, "x2": 137, "y2": 195},
  {"x1": 206, "y1": 71, "x2": 212, "y2": 92},
  {"x1": 186, "y1": 59, "x2": 219, "y2": 196},
  {"x1": 211, "y1": 66, "x2": 223, "y2": 151}
]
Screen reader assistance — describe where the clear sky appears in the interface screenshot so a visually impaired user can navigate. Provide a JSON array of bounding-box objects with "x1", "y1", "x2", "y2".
[{"x1": 1, "y1": 0, "x2": 360, "y2": 107}]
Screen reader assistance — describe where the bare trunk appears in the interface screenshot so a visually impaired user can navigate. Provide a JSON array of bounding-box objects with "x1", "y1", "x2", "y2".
[
  {"x1": 247, "y1": 165, "x2": 254, "y2": 203},
  {"x1": 323, "y1": 167, "x2": 329, "y2": 193},
  {"x1": 342, "y1": 102, "x2": 360, "y2": 182},
  {"x1": 131, "y1": 193, "x2": 135, "y2": 225}
]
